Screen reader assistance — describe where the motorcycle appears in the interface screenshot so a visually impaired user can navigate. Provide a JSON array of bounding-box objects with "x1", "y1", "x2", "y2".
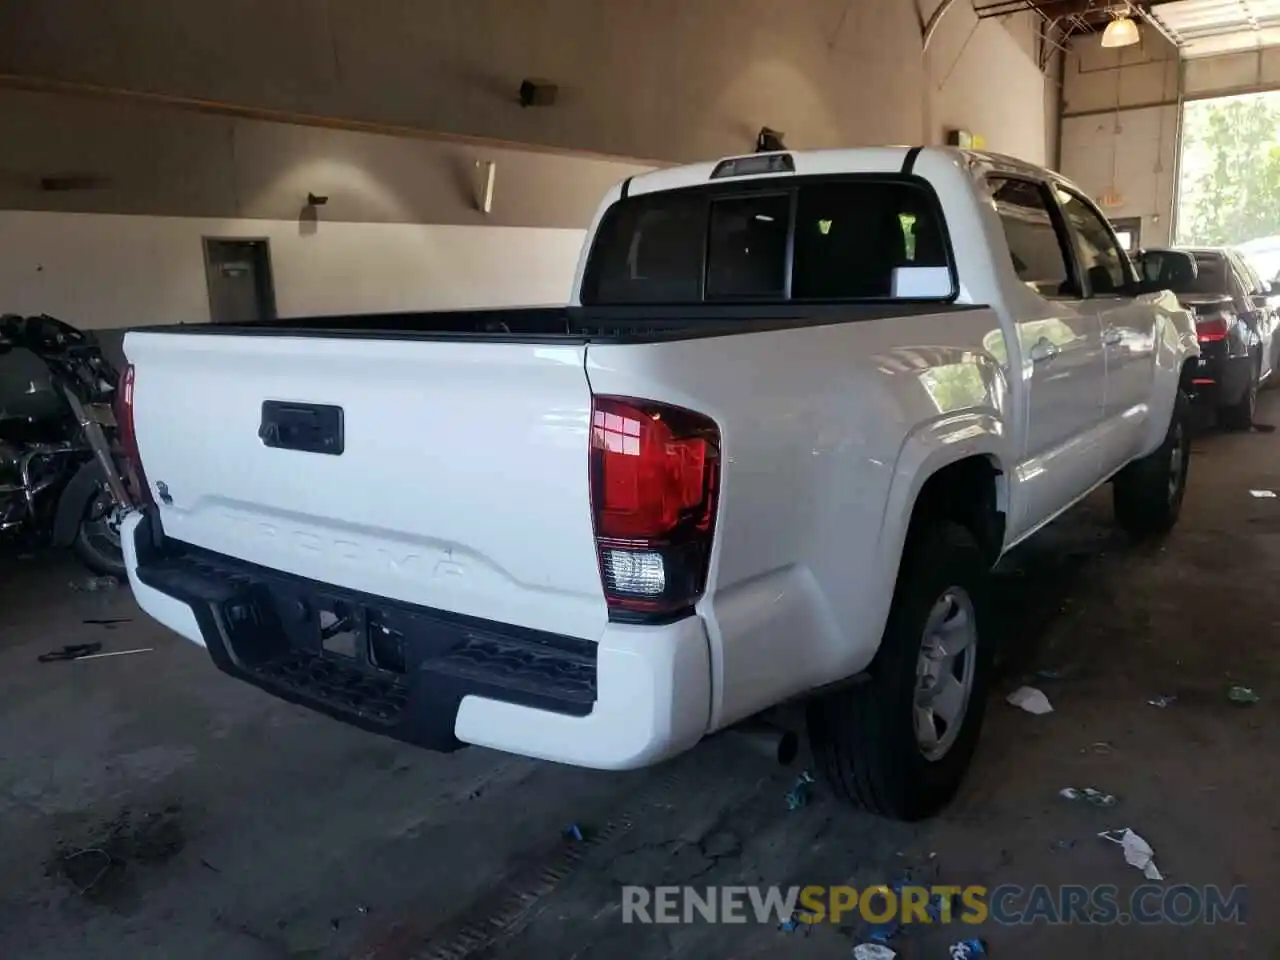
[{"x1": 0, "y1": 314, "x2": 136, "y2": 577}]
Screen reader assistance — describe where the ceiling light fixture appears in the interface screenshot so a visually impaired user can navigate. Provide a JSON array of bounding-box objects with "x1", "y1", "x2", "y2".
[{"x1": 1101, "y1": 14, "x2": 1140, "y2": 48}]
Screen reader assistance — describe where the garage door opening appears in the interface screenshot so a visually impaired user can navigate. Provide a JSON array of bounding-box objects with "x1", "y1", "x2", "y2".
[{"x1": 1177, "y1": 90, "x2": 1280, "y2": 281}]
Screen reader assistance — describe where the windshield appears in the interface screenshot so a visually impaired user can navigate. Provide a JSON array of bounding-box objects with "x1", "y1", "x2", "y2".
[
  {"x1": 581, "y1": 177, "x2": 956, "y2": 306},
  {"x1": 1184, "y1": 254, "x2": 1231, "y2": 295}
]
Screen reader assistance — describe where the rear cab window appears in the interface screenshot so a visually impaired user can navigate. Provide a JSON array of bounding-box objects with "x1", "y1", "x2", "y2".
[{"x1": 582, "y1": 177, "x2": 956, "y2": 306}]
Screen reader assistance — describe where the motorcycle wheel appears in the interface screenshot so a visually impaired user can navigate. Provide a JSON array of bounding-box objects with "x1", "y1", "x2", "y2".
[{"x1": 72, "y1": 487, "x2": 127, "y2": 579}]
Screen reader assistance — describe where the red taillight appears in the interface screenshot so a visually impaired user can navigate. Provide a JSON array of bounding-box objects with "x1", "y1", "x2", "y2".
[
  {"x1": 1196, "y1": 313, "x2": 1229, "y2": 342},
  {"x1": 116, "y1": 363, "x2": 155, "y2": 508},
  {"x1": 590, "y1": 396, "x2": 720, "y2": 618}
]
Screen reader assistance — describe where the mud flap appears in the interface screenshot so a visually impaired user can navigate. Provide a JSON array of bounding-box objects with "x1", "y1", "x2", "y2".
[{"x1": 51, "y1": 460, "x2": 105, "y2": 546}]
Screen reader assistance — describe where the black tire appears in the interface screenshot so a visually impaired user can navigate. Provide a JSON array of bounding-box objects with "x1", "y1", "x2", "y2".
[
  {"x1": 71, "y1": 490, "x2": 126, "y2": 578},
  {"x1": 807, "y1": 522, "x2": 993, "y2": 821},
  {"x1": 1219, "y1": 359, "x2": 1258, "y2": 431},
  {"x1": 1114, "y1": 390, "x2": 1191, "y2": 537}
]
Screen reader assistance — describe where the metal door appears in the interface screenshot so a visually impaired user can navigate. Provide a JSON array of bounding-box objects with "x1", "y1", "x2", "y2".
[{"x1": 203, "y1": 239, "x2": 277, "y2": 324}]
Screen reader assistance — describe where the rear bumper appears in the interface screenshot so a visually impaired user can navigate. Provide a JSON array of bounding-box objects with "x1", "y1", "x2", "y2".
[
  {"x1": 1190, "y1": 342, "x2": 1251, "y2": 408},
  {"x1": 122, "y1": 511, "x2": 710, "y2": 770}
]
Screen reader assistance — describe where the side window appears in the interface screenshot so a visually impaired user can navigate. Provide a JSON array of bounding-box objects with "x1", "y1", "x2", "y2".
[
  {"x1": 1229, "y1": 251, "x2": 1263, "y2": 295},
  {"x1": 791, "y1": 180, "x2": 952, "y2": 300},
  {"x1": 705, "y1": 194, "x2": 790, "y2": 298},
  {"x1": 989, "y1": 177, "x2": 1075, "y2": 298},
  {"x1": 1055, "y1": 188, "x2": 1131, "y2": 296}
]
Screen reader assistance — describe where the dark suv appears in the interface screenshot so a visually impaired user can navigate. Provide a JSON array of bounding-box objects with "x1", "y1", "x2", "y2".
[{"x1": 1140, "y1": 246, "x2": 1275, "y2": 429}]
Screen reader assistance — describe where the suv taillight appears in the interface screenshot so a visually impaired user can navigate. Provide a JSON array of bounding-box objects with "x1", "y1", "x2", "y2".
[
  {"x1": 589, "y1": 396, "x2": 720, "y2": 619},
  {"x1": 1196, "y1": 312, "x2": 1230, "y2": 342},
  {"x1": 116, "y1": 363, "x2": 155, "y2": 508}
]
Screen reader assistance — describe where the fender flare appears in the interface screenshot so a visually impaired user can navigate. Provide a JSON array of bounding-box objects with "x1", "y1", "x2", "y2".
[
  {"x1": 1139, "y1": 318, "x2": 1200, "y2": 456},
  {"x1": 51, "y1": 459, "x2": 106, "y2": 547},
  {"x1": 854, "y1": 412, "x2": 1010, "y2": 653}
]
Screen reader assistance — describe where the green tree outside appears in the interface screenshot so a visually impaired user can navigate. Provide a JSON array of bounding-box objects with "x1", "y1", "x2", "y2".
[{"x1": 1179, "y1": 94, "x2": 1280, "y2": 248}]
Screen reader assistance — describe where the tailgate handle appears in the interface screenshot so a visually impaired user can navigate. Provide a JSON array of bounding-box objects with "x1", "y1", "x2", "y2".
[{"x1": 259, "y1": 401, "x2": 344, "y2": 455}]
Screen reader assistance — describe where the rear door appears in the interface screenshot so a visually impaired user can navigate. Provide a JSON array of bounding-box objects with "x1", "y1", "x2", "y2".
[
  {"x1": 988, "y1": 176, "x2": 1106, "y2": 536},
  {"x1": 125, "y1": 331, "x2": 609, "y2": 641},
  {"x1": 1227, "y1": 249, "x2": 1273, "y2": 378},
  {"x1": 1052, "y1": 186, "x2": 1156, "y2": 472}
]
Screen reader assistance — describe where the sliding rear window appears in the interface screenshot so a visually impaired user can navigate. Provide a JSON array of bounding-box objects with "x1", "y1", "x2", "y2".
[{"x1": 582, "y1": 177, "x2": 955, "y2": 306}]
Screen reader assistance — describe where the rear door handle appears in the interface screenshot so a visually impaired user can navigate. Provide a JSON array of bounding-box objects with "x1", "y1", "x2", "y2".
[{"x1": 1029, "y1": 337, "x2": 1060, "y2": 363}]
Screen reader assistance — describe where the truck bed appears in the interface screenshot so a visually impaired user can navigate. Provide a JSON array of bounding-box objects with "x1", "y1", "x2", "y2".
[{"x1": 134, "y1": 302, "x2": 984, "y2": 343}]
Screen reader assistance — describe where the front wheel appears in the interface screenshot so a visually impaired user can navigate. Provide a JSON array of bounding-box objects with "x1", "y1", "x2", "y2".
[
  {"x1": 71, "y1": 487, "x2": 126, "y2": 578},
  {"x1": 807, "y1": 522, "x2": 993, "y2": 821},
  {"x1": 1113, "y1": 390, "x2": 1191, "y2": 537}
]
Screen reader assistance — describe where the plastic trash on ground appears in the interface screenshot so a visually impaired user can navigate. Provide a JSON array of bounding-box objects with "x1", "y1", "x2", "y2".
[
  {"x1": 70, "y1": 576, "x2": 119, "y2": 592},
  {"x1": 950, "y1": 939, "x2": 988, "y2": 959},
  {"x1": 1249, "y1": 489, "x2": 1277, "y2": 498},
  {"x1": 1227, "y1": 685, "x2": 1260, "y2": 705},
  {"x1": 1147, "y1": 694, "x2": 1177, "y2": 708},
  {"x1": 853, "y1": 944, "x2": 897, "y2": 960},
  {"x1": 1099, "y1": 828, "x2": 1163, "y2": 881},
  {"x1": 785, "y1": 771, "x2": 816, "y2": 811},
  {"x1": 1006, "y1": 686, "x2": 1053, "y2": 714},
  {"x1": 1059, "y1": 786, "x2": 1118, "y2": 807},
  {"x1": 563, "y1": 823, "x2": 585, "y2": 841}
]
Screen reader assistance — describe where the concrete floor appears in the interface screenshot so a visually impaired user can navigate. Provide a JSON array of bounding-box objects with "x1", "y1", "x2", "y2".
[{"x1": 4, "y1": 396, "x2": 1280, "y2": 959}]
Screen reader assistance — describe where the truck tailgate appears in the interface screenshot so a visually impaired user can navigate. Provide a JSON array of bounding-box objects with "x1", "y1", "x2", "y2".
[{"x1": 124, "y1": 332, "x2": 608, "y2": 640}]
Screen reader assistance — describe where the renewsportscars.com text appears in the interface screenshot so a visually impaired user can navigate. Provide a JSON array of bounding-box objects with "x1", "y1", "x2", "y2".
[{"x1": 621, "y1": 884, "x2": 1248, "y2": 926}]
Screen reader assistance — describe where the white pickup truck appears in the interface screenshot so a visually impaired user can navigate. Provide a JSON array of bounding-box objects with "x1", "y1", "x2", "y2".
[{"x1": 119, "y1": 148, "x2": 1199, "y2": 820}]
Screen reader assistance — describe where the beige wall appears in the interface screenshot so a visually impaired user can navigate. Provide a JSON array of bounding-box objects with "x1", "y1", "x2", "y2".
[
  {"x1": 0, "y1": 0, "x2": 1052, "y2": 166},
  {"x1": 930, "y1": 9, "x2": 1054, "y2": 166},
  {"x1": 0, "y1": 210, "x2": 588, "y2": 329},
  {"x1": 0, "y1": 90, "x2": 653, "y2": 228},
  {"x1": 1184, "y1": 48, "x2": 1280, "y2": 97},
  {"x1": 1060, "y1": 29, "x2": 1280, "y2": 250},
  {"x1": 0, "y1": 0, "x2": 1057, "y2": 333},
  {"x1": 1059, "y1": 33, "x2": 1181, "y2": 247}
]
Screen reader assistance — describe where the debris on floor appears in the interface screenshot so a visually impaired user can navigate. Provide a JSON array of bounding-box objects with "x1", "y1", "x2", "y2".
[
  {"x1": 779, "y1": 911, "x2": 816, "y2": 933},
  {"x1": 864, "y1": 878, "x2": 907, "y2": 943},
  {"x1": 37, "y1": 642, "x2": 103, "y2": 663},
  {"x1": 852, "y1": 944, "x2": 897, "y2": 960},
  {"x1": 1147, "y1": 694, "x2": 1177, "y2": 708},
  {"x1": 563, "y1": 823, "x2": 585, "y2": 842},
  {"x1": 785, "y1": 770, "x2": 816, "y2": 811},
  {"x1": 1006, "y1": 686, "x2": 1053, "y2": 714},
  {"x1": 949, "y1": 938, "x2": 989, "y2": 958},
  {"x1": 72, "y1": 647, "x2": 153, "y2": 661},
  {"x1": 1248, "y1": 489, "x2": 1277, "y2": 498},
  {"x1": 1035, "y1": 667, "x2": 1074, "y2": 681},
  {"x1": 1060, "y1": 786, "x2": 1118, "y2": 807},
  {"x1": 1099, "y1": 827, "x2": 1163, "y2": 881},
  {"x1": 1227, "y1": 685, "x2": 1260, "y2": 705},
  {"x1": 70, "y1": 575, "x2": 119, "y2": 592},
  {"x1": 58, "y1": 847, "x2": 115, "y2": 895},
  {"x1": 1050, "y1": 839, "x2": 1076, "y2": 851}
]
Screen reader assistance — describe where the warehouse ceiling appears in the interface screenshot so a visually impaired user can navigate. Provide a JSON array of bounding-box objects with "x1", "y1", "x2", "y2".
[
  {"x1": 973, "y1": 0, "x2": 1280, "y2": 59},
  {"x1": 1145, "y1": 0, "x2": 1280, "y2": 57}
]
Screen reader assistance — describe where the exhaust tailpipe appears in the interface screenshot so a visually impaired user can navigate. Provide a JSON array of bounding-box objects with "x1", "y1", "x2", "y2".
[{"x1": 727, "y1": 720, "x2": 799, "y2": 766}]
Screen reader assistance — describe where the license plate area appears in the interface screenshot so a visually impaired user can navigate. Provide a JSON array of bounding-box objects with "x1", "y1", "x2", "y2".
[
  {"x1": 317, "y1": 600, "x2": 407, "y2": 674},
  {"x1": 134, "y1": 531, "x2": 600, "y2": 730}
]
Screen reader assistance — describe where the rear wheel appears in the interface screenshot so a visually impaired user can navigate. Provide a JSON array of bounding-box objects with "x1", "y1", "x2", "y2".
[
  {"x1": 1114, "y1": 390, "x2": 1191, "y2": 537},
  {"x1": 71, "y1": 486, "x2": 126, "y2": 578},
  {"x1": 807, "y1": 522, "x2": 993, "y2": 821},
  {"x1": 1220, "y1": 358, "x2": 1258, "y2": 431}
]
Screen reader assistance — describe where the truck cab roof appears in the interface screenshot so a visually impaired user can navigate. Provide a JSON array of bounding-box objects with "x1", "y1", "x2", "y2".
[{"x1": 624, "y1": 146, "x2": 1069, "y2": 199}]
